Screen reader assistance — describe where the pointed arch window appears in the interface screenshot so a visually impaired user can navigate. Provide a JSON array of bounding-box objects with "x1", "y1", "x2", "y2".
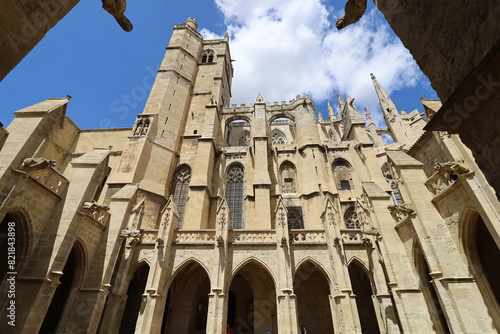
[
  {"x1": 201, "y1": 50, "x2": 214, "y2": 64},
  {"x1": 226, "y1": 164, "x2": 244, "y2": 229},
  {"x1": 344, "y1": 206, "x2": 362, "y2": 229},
  {"x1": 272, "y1": 131, "x2": 287, "y2": 145},
  {"x1": 280, "y1": 161, "x2": 297, "y2": 193},
  {"x1": 333, "y1": 158, "x2": 354, "y2": 190},
  {"x1": 172, "y1": 165, "x2": 191, "y2": 228},
  {"x1": 287, "y1": 206, "x2": 304, "y2": 229}
]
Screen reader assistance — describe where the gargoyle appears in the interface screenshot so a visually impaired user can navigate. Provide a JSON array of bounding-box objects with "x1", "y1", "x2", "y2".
[
  {"x1": 433, "y1": 161, "x2": 469, "y2": 175},
  {"x1": 121, "y1": 229, "x2": 141, "y2": 238},
  {"x1": 336, "y1": 0, "x2": 368, "y2": 30},
  {"x1": 102, "y1": 0, "x2": 133, "y2": 32},
  {"x1": 20, "y1": 157, "x2": 56, "y2": 171},
  {"x1": 83, "y1": 201, "x2": 110, "y2": 212}
]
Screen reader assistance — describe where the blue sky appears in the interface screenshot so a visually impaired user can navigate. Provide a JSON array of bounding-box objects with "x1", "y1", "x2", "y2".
[{"x1": 0, "y1": 0, "x2": 437, "y2": 130}]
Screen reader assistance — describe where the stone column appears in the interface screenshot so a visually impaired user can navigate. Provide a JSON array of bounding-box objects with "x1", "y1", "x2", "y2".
[
  {"x1": 363, "y1": 181, "x2": 435, "y2": 333},
  {"x1": 206, "y1": 200, "x2": 230, "y2": 334},
  {"x1": 322, "y1": 197, "x2": 362, "y2": 333},
  {"x1": 250, "y1": 101, "x2": 272, "y2": 229},
  {"x1": 275, "y1": 199, "x2": 299, "y2": 333},
  {"x1": 135, "y1": 199, "x2": 178, "y2": 333}
]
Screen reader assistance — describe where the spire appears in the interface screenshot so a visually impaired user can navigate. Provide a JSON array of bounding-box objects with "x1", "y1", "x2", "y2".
[
  {"x1": 326, "y1": 99, "x2": 337, "y2": 119},
  {"x1": 344, "y1": 97, "x2": 366, "y2": 124},
  {"x1": 336, "y1": 92, "x2": 345, "y2": 113},
  {"x1": 317, "y1": 109, "x2": 324, "y2": 121},
  {"x1": 370, "y1": 73, "x2": 398, "y2": 117},
  {"x1": 364, "y1": 108, "x2": 375, "y2": 125},
  {"x1": 364, "y1": 108, "x2": 385, "y2": 147},
  {"x1": 256, "y1": 93, "x2": 264, "y2": 103}
]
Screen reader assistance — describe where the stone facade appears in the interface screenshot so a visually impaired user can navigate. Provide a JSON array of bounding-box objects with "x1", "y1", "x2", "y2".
[{"x1": 0, "y1": 18, "x2": 499, "y2": 334}]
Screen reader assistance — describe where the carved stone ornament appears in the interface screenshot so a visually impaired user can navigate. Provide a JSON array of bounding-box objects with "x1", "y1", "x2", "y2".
[
  {"x1": 156, "y1": 237, "x2": 165, "y2": 248},
  {"x1": 20, "y1": 157, "x2": 57, "y2": 171},
  {"x1": 433, "y1": 161, "x2": 469, "y2": 174},
  {"x1": 427, "y1": 161, "x2": 470, "y2": 196},
  {"x1": 281, "y1": 236, "x2": 288, "y2": 247},
  {"x1": 121, "y1": 229, "x2": 141, "y2": 238},
  {"x1": 82, "y1": 201, "x2": 110, "y2": 223},
  {"x1": 218, "y1": 209, "x2": 227, "y2": 226},
  {"x1": 387, "y1": 203, "x2": 415, "y2": 222},
  {"x1": 277, "y1": 209, "x2": 286, "y2": 227},
  {"x1": 101, "y1": 0, "x2": 133, "y2": 32}
]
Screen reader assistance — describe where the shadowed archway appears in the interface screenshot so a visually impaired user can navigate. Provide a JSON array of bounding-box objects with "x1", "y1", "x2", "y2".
[
  {"x1": 348, "y1": 260, "x2": 381, "y2": 334},
  {"x1": 40, "y1": 243, "x2": 85, "y2": 334},
  {"x1": 119, "y1": 262, "x2": 150, "y2": 334},
  {"x1": 294, "y1": 261, "x2": 334, "y2": 333},
  {"x1": 228, "y1": 261, "x2": 277, "y2": 333},
  {"x1": 464, "y1": 212, "x2": 500, "y2": 312},
  {"x1": 162, "y1": 261, "x2": 211, "y2": 333}
]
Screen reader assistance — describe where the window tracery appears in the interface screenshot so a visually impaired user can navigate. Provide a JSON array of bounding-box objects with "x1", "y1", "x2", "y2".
[
  {"x1": 344, "y1": 206, "x2": 362, "y2": 229},
  {"x1": 226, "y1": 164, "x2": 244, "y2": 229},
  {"x1": 238, "y1": 132, "x2": 250, "y2": 146},
  {"x1": 201, "y1": 50, "x2": 214, "y2": 63},
  {"x1": 287, "y1": 206, "x2": 304, "y2": 229},
  {"x1": 172, "y1": 165, "x2": 191, "y2": 228},
  {"x1": 272, "y1": 131, "x2": 287, "y2": 145},
  {"x1": 280, "y1": 162, "x2": 297, "y2": 193}
]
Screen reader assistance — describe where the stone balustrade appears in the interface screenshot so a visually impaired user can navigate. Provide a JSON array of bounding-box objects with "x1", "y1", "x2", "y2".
[
  {"x1": 340, "y1": 229, "x2": 364, "y2": 244},
  {"x1": 289, "y1": 230, "x2": 326, "y2": 244},
  {"x1": 230, "y1": 230, "x2": 276, "y2": 244},
  {"x1": 175, "y1": 229, "x2": 217, "y2": 244},
  {"x1": 139, "y1": 229, "x2": 159, "y2": 244}
]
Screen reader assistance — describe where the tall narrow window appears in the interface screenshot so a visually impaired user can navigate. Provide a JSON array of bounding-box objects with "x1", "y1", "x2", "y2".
[
  {"x1": 226, "y1": 164, "x2": 244, "y2": 229},
  {"x1": 333, "y1": 158, "x2": 354, "y2": 190},
  {"x1": 287, "y1": 207, "x2": 304, "y2": 229},
  {"x1": 172, "y1": 165, "x2": 191, "y2": 228},
  {"x1": 280, "y1": 161, "x2": 297, "y2": 193}
]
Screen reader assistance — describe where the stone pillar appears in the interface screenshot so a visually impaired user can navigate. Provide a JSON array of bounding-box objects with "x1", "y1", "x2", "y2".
[
  {"x1": 206, "y1": 200, "x2": 230, "y2": 334},
  {"x1": 135, "y1": 199, "x2": 178, "y2": 333},
  {"x1": 322, "y1": 197, "x2": 362, "y2": 333},
  {"x1": 275, "y1": 199, "x2": 299, "y2": 333},
  {"x1": 363, "y1": 181, "x2": 435, "y2": 333},
  {"x1": 250, "y1": 101, "x2": 272, "y2": 229}
]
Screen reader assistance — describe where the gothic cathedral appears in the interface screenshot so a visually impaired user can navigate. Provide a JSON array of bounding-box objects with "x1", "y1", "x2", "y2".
[{"x1": 0, "y1": 18, "x2": 499, "y2": 334}]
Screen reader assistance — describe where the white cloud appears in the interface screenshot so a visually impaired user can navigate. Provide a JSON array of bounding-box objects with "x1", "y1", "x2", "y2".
[{"x1": 206, "y1": 0, "x2": 424, "y2": 127}]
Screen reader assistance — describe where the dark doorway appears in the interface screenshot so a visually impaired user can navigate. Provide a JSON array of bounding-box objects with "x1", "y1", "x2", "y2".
[
  {"x1": 161, "y1": 261, "x2": 210, "y2": 333},
  {"x1": 294, "y1": 261, "x2": 334, "y2": 333},
  {"x1": 39, "y1": 248, "x2": 78, "y2": 334},
  {"x1": 119, "y1": 263, "x2": 150, "y2": 334},
  {"x1": 348, "y1": 261, "x2": 381, "y2": 334},
  {"x1": 414, "y1": 245, "x2": 450, "y2": 333},
  {"x1": 475, "y1": 216, "x2": 500, "y2": 304},
  {"x1": 229, "y1": 262, "x2": 277, "y2": 333}
]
